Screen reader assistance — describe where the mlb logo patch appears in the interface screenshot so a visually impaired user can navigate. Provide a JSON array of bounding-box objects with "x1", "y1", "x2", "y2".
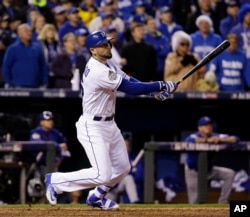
[{"x1": 230, "y1": 200, "x2": 250, "y2": 217}]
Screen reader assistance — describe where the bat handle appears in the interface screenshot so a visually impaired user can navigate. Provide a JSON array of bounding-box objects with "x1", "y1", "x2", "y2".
[{"x1": 176, "y1": 80, "x2": 181, "y2": 86}]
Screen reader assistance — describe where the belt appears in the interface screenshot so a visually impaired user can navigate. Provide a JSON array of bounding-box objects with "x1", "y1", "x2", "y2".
[{"x1": 93, "y1": 115, "x2": 114, "y2": 121}]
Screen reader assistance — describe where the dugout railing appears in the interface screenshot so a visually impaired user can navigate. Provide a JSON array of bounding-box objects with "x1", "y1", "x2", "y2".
[{"x1": 143, "y1": 141, "x2": 250, "y2": 203}]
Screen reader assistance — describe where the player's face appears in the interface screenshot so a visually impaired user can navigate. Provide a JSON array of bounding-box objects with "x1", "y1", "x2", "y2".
[
  {"x1": 91, "y1": 42, "x2": 112, "y2": 60},
  {"x1": 198, "y1": 124, "x2": 213, "y2": 136}
]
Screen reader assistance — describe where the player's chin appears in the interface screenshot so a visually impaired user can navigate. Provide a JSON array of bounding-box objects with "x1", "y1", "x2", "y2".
[{"x1": 104, "y1": 53, "x2": 112, "y2": 59}]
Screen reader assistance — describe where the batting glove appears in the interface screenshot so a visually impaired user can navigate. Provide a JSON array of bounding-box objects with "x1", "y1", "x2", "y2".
[
  {"x1": 159, "y1": 81, "x2": 177, "y2": 93},
  {"x1": 154, "y1": 91, "x2": 172, "y2": 101}
]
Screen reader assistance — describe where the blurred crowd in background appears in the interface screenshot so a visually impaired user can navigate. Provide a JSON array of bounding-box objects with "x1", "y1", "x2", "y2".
[{"x1": 0, "y1": 0, "x2": 250, "y2": 91}]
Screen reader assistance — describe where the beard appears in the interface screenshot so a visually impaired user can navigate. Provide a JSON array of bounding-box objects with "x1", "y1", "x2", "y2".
[{"x1": 100, "y1": 52, "x2": 112, "y2": 59}]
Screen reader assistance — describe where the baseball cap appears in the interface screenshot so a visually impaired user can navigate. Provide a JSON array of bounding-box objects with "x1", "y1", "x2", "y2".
[
  {"x1": 131, "y1": 14, "x2": 146, "y2": 24},
  {"x1": 226, "y1": 1, "x2": 239, "y2": 7},
  {"x1": 53, "y1": 5, "x2": 66, "y2": 15},
  {"x1": 159, "y1": 6, "x2": 172, "y2": 14},
  {"x1": 100, "y1": 12, "x2": 114, "y2": 19},
  {"x1": 106, "y1": 25, "x2": 117, "y2": 33},
  {"x1": 75, "y1": 28, "x2": 89, "y2": 36},
  {"x1": 134, "y1": 0, "x2": 145, "y2": 7},
  {"x1": 67, "y1": 6, "x2": 78, "y2": 14},
  {"x1": 100, "y1": 0, "x2": 114, "y2": 7},
  {"x1": 198, "y1": 116, "x2": 213, "y2": 126},
  {"x1": 39, "y1": 111, "x2": 54, "y2": 121}
]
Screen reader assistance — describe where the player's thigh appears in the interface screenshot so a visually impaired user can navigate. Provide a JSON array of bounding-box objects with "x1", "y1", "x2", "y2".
[
  {"x1": 110, "y1": 126, "x2": 130, "y2": 170},
  {"x1": 208, "y1": 166, "x2": 235, "y2": 180}
]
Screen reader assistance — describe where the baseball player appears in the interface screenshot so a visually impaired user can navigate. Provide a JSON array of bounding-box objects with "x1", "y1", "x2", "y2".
[
  {"x1": 45, "y1": 30, "x2": 177, "y2": 210},
  {"x1": 184, "y1": 116, "x2": 239, "y2": 204}
]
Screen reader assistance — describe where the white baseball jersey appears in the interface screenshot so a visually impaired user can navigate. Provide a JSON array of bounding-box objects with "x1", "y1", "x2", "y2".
[
  {"x1": 49, "y1": 57, "x2": 131, "y2": 195},
  {"x1": 81, "y1": 57, "x2": 127, "y2": 116}
]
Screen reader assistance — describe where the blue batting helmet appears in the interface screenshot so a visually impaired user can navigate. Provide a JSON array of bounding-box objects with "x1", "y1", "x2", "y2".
[{"x1": 85, "y1": 30, "x2": 113, "y2": 50}]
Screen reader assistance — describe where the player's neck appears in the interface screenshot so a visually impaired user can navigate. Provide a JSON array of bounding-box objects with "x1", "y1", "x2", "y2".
[{"x1": 93, "y1": 56, "x2": 107, "y2": 65}]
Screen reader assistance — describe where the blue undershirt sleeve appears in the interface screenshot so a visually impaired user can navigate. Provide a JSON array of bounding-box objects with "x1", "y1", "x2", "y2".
[{"x1": 117, "y1": 78, "x2": 160, "y2": 95}]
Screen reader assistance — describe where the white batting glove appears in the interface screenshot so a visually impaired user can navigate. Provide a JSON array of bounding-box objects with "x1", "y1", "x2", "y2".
[
  {"x1": 159, "y1": 81, "x2": 177, "y2": 93},
  {"x1": 154, "y1": 91, "x2": 172, "y2": 101}
]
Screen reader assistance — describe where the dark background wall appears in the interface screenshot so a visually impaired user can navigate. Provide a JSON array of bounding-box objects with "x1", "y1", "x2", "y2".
[{"x1": 0, "y1": 93, "x2": 249, "y2": 171}]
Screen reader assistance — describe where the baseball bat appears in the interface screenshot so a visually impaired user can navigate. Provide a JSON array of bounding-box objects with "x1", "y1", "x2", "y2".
[
  {"x1": 131, "y1": 149, "x2": 144, "y2": 167},
  {"x1": 176, "y1": 40, "x2": 230, "y2": 86}
]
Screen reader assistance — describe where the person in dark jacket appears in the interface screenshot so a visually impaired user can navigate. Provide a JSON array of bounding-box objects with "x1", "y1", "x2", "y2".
[
  {"x1": 2, "y1": 23, "x2": 48, "y2": 88},
  {"x1": 121, "y1": 22, "x2": 157, "y2": 82},
  {"x1": 51, "y1": 32, "x2": 86, "y2": 89}
]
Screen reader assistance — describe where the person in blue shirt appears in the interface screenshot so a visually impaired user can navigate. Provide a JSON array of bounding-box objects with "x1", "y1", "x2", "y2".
[
  {"x1": 29, "y1": 111, "x2": 70, "y2": 168},
  {"x1": 144, "y1": 16, "x2": 170, "y2": 80},
  {"x1": 184, "y1": 116, "x2": 239, "y2": 204},
  {"x1": 58, "y1": 6, "x2": 88, "y2": 45},
  {"x1": 219, "y1": 1, "x2": 239, "y2": 39},
  {"x1": 208, "y1": 33, "x2": 250, "y2": 91},
  {"x1": 2, "y1": 23, "x2": 48, "y2": 88}
]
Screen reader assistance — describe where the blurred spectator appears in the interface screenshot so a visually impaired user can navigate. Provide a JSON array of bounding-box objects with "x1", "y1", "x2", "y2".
[
  {"x1": 28, "y1": 0, "x2": 54, "y2": 24},
  {"x1": 208, "y1": 33, "x2": 250, "y2": 91},
  {"x1": 31, "y1": 14, "x2": 46, "y2": 43},
  {"x1": 106, "y1": 135, "x2": 143, "y2": 203},
  {"x1": 106, "y1": 26, "x2": 126, "y2": 68},
  {"x1": 105, "y1": 25, "x2": 125, "y2": 53},
  {"x1": 0, "y1": 0, "x2": 22, "y2": 21},
  {"x1": 51, "y1": 32, "x2": 86, "y2": 89},
  {"x1": 88, "y1": 0, "x2": 124, "y2": 33},
  {"x1": 230, "y1": 3, "x2": 250, "y2": 59},
  {"x1": 60, "y1": 0, "x2": 73, "y2": 11},
  {"x1": 47, "y1": 0, "x2": 61, "y2": 10},
  {"x1": 0, "y1": 14, "x2": 12, "y2": 79},
  {"x1": 78, "y1": 0, "x2": 98, "y2": 27},
  {"x1": 116, "y1": 0, "x2": 134, "y2": 23},
  {"x1": 2, "y1": 23, "x2": 48, "y2": 88},
  {"x1": 171, "y1": 0, "x2": 193, "y2": 28},
  {"x1": 190, "y1": 15, "x2": 223, "y2": 69},
  {"x1": 127, "y1": 1, "x2": 150, "y2": 27},
  {"x1": 37, "y1": 23, "x2": 62, "y2": 88},
  {"x1": 9, "y1": 14, "x2": 23, "y2": 43},
  {"x1": 52, "y1": 5, "x2": 67, "y2": 30},
  {"x1": 123, "y1": 13, "x2": 147, "y2": 43},
  {"x1": 144, "y1": 16, "x2": 170, "y2": 80},
  {"x1": 184, "y1": 116, "x2": 239, "y2": 204},
  {"x1": 164, "y1": 30, "x2": 204, "y2": 91},
  {"x1": 75, "y1": 28, "x2": 90, "y2": 61},
  {"x1": 98, "y1": 12, "x2": 115, "y2": 32},
  {"x1": 156, "y1": 6, "x2": 183, "y2": 45},
  {"x1": 121, "y1": 23, "x2": 157, "y2": 82},
  {"x1": 185, "y1": 0, "x2": 225, "y2": 34},
  {"x1": 219, "y1": 1, "x2": 240, "y2": 39},
  {"x1": 26, "y1": 6, "x2": 41, "y2": 26},
  {"x1": 58, "y1": 6, "x2": 88, "y2": 45}
]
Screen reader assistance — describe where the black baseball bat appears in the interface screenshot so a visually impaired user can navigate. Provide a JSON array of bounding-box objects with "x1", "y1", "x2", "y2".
[{"x1": 176, "y1": 40, "x2": 230, "y2": 86}]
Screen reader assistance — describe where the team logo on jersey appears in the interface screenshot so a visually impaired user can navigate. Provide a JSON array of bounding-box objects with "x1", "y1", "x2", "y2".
[
  {"x1": 108, "y1": 70, "x2": 117, "y2": 81},
  {"x1": 31, "y1": 133, "x2": 41, "y2": 140}
]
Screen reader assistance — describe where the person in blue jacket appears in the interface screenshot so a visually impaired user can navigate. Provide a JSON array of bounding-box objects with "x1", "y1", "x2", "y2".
[
  {"x1": 184, "y1": 116, "x2": 239, "y2": 204},
  {"x1": 2, "y1": 23, "x2": 48, "y2": 88}
]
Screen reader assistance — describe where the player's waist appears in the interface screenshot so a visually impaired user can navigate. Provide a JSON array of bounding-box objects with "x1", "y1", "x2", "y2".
[{"x1": 83, "y1": 113, "x2": 115, "y2": 121}]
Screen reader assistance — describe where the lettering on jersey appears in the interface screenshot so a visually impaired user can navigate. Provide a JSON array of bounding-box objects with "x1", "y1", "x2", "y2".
[
  {"x1": 84, "y1": 66, "x2": 90, "y2": 77},
  {"x1": 108, "y1": 70, "x2": 117, "y2": 81}
]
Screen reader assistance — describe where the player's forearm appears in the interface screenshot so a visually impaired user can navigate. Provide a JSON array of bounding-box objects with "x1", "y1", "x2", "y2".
[{"x1": 117, "y1": 78, "x2": 161, "y2": 95}]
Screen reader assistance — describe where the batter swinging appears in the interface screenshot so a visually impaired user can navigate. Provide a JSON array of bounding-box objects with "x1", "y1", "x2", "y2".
[{"x1": 45, "y1": 30, "x2": 177, "y2": 210}]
